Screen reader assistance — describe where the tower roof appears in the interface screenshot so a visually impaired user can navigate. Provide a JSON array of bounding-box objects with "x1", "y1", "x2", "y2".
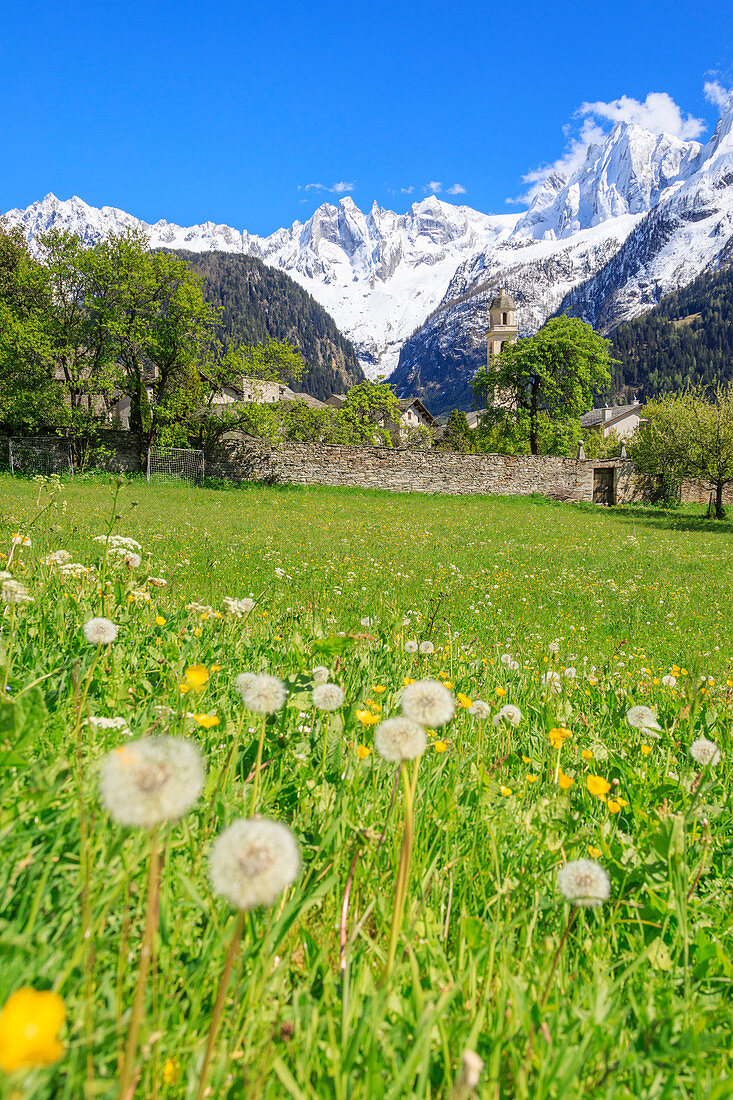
[{"x1": 490, "y1": 288, "x2": 515, "y2": 310}]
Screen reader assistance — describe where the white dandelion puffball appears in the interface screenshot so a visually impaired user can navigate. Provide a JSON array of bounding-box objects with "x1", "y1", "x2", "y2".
[
  {"x1": 468, "y1": 700, "x2": 491, "y2": 719},
  {"x1": 1, "y1": 579, "x2": 33, "y2": 606},
  {"x1": 209, "y1": 818, "x2": 301, "y2": 910},
  {"x1": 404, "y1": 639, "x2": 419, "y2": 653},
  {"x1": 563, "y1": 667, "x2": 577, "y2": 679},
  {"x1": 222, "y1": 596, "x2": 255, "y2": 616},
  {"x1": 401, "y1": 679, "x2": 455, "y2": 727},
  {"x1": 312, "y1": 665, "x2": 330, "y2": 684},
  {"x1": 359, "y1": 616, "x2": 373, "y2": 627},
  {"x1": 312, "y1": 683, "x2": 345, "y2": 711},
  {"x1": 508, "y1": 659, "x2": 520, "y2": 672},
  {"x1": 690, "y1": 738, "x2": 721, "y2": 766},
  {"x1": 542, "y1": 670, "x2": 562, "y2": 694},
  {"x1": 500, "y1": 653, "x2": 512, "y2": 666},
  {"x1": 99, "y1": 737, "x2": 204, "y2": 828},
  {"x1": 548, "y1": 641, "x2": 560, "y2": 654},
  {"x1": 374, "y1": 717, "x2": 427, "y2": 763},
  {"x1": 83, "y1": 617, "x2": 118, "y2": 645},
  {"x1": 418, "y1": 640, "x2": 435, "y2": 655},
  {"x1": 626, "y1": 705, "x2": 662, "y2": 734},
  {"x1": 493, "y1": 704, "x2": 522, "y2": 727},
  {"x1": 557, "y1": 859, "x2": 611, "y2": 908},
  {"x1": 236, "y1": 672, "x2": 287, "y2": 714}
]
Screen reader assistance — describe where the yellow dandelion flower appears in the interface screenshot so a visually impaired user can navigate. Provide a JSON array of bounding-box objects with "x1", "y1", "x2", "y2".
[
  {"x1": 586, "y1": 774, "x2": 611, "y2": 800},
  {"x1": 0, "y1": 988, "x2": 66, "y2": 1073}
]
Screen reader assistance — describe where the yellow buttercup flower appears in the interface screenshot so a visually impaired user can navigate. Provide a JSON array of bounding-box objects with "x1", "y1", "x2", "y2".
[
  {"x1": 588, "y1": 846, "x2": 602, "y2": 858},
  {"x1": 522, "y1": 754, "x2": 532, "y2": 765},
  {"x1": 499, "y1": 785, "x2": 512, "y2": 797},
  {"x1": 194, "y1": 714, "x2": 219, "y2": 729},
  {"x1": 581, "y1": 749, "x2": 593, "y2": 761},
  {"x1": 548, "y1": 726, "x2": 572, "y2": 749},
  {"x1": 526, "y1": 773, "x2": 539, "y2": 783},
  {"x1": 0, "y1": 987, "x2": 65, "y2": 1073},
  {"x1": 640, "y1": 744, "x2": 652, "y2": 755},
  {"x1": 356, "y1": 744, "x2": 371, "y2": 759},
  {"x1": 607, "y1": 799, "x2": 621, "y2": 813},
  {"x1": 558, "y1": 770, "x2": 574, "y2": 790},
  {"x1": 155, "y1": 615, "x2": 166, "y2": 626},
  {"x1": 456, "y1": 692, "x2": 473, "y2": 708},
  {"x1": 372, "y1": 685, "x2": 386, "y2": 694},
  {"x1": 586, "y1": 774, "x2": 612, "y2": 800},
  {"x1": 495, "y1": 686, "x2": 507, "y2": 698},
  {"x1": 179, "y1": 664, "x2": 209, "y2": 695},
  {"x1": 355, "y1": 709, "x2": 379, "y2": 726},
  {"x1": 403, "y1": 676, "x2": 415, "y2": 686},
  {"x1": 163, "y1": 1058, "x2": 179, "y2": 1084},
  {"x1": 434, "y1": 740, "x2": 448, "y2": 753}
]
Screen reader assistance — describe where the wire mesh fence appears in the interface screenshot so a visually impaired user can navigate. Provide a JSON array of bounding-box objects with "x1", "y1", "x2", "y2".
[
  {"x1": 8, "y1": 438, "x2": 74, "y2": 477},
  {"x1": 146, "y1": 447, "x2": 205, "y2": 486}
]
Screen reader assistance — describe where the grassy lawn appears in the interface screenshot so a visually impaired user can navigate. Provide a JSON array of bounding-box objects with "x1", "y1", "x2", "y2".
[{"x1": 0, "y1": 474, "x2": 731, "y2": 1099}]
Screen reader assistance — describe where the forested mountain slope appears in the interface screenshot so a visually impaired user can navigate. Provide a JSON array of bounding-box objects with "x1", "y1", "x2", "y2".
[{"x1": 178, "y1": 251, "x2": 365, "y2": 400}]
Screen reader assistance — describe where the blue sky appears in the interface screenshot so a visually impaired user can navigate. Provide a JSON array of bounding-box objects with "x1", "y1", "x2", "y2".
[{"x1": 1, "y1": 0, "x2": 731, "y2": 235}]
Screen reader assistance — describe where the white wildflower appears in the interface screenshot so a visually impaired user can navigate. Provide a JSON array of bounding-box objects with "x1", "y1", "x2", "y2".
[
  {"x1": 94, "y1": 535, "x2": 141, "y2": 551},
  {"x1": 87, "y1": 715, "x2": 130, "y2": 733},
  {"x1": 10, "y1": 534, "x2": 31, "y2": 547},
  {"x1": 1, "y1": 579, "x2": 33, "y2": 606},
  {"x1": 360, "y1": 616, "x2": 373, "y2": 627},
  {"x1": 312, "y1": 665, "x2": 330, "y2": 684},
  {"x1": 99, "y1": 736, "x2": 204, "y2": 828},
  {"x1": 500, "y1": 653, "x2": 512, "y2": 665},
  {"x1": 312, "y1": 683, "x2": 345, "y2": 711},
  {"x1": 108, "y1": 547, "x2": 142, "y2": 568},
  {"x1": 418, "y1": 640, "x2": 435, "y2": 655},
  {"x1": 44, "y1": 549, "x2": 71, "y2": 566},
  {"x1": 454, "y1": 1050, "x2": 484, "y2": 1093},
  {"x1": 401, "y1": 679, "x2": 455, "y2": 727},
  {"x1": 209, "y1": 818, "x2": 301, "y2": 910},
  {"x1": 493, "y1": 704, "x2": 522, "y2": 727},
  {"x1": 58, "y1": 563, "x2": 91, "y2": 577},
  {"x1": 690, "y1": 738, "x2": 721, "y2": 766},
  {"x1": 404, "y1": 640, "x2": 418, "y2": 653},
  {"x1": 235, "y1": 672, "x2": 287, "y2": 714},
  {"x1": 83, "y1": 617, "x2": 118, "y2": 645},
  {"x1": 542, "y1": 670, "x2": 562, "y2": 694},
  {"x1": 557, "y1": 859, "x2": 611, "y2": 908},
  {"x1": 548, "y1": 641, "x2": 560, "y2": 654},
  {"x1": 148, "y1": 576, "x2": 167, "y2": 588},
  {"x1": 467, "y1": 700, "x2": 491, "y2": 719},
  {"x1": 222, "y1": 596, "x2": 255, "y2": 616},
  {"x1": 374, "y1": 717, "x2": 427, "y2": 763}
]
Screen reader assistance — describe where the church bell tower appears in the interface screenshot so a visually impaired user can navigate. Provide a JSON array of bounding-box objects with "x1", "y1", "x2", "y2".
[{"x1": 486, "y1": 289, "x2": 518, "y2": 365}]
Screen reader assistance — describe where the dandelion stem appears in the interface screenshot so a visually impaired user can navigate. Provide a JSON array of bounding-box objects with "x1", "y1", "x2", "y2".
[
  {"x1": 540, "y1": 906, "x2": 578, "y2": 1008},
  {"x1": 384, "y1": 761, "x2": 417, "y2": 980},
  {"x1": 249, "y1": 714, "x2": 267, "y2": 814},
  {"x1": 1, "y1": 605, "x2": 17, "y2": 693},
  {"x1": 195, "y1": 910, "x2": 246, "y2": 1100},
  {"x1": 118, "y1": 827, "x2": 162, "y2": 1100}
]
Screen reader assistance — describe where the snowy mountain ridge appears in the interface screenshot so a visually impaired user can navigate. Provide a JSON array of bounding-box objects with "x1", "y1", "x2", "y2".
[{"x1": 5, "y1": 91, "x2": 733, "y2": 397}]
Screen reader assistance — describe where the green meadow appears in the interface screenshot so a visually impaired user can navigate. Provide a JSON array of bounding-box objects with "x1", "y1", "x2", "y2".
[{"x1": 0, "y1": 473, "x2": 731, "y2": 1099}]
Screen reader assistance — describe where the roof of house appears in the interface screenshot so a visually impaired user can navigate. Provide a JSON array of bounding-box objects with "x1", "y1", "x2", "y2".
[
  {"x1": 580, "y1": 403, "x2": 641, "y2": 429},
  {"x1": 490, "y1": 290, "x2": 515, "y2": 310},
  {"x1": 397, "y1": 397, "x2": 437, "y2": 425},
  {"x1": 284, "y1": 392, "x2": 328, "y2": 409}
]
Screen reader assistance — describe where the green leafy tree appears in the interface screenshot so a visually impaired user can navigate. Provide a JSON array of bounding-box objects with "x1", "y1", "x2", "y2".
[
  {"x1": 332, "y1": 381, "x2": 402, "y2": 446},
  {"x1": 628, "y1": 384, "x2": 733, "y2": 517},
  {"x1": 441, "y1": 409, "x2": 471, "y2": 452},
  {"x1": 472, "y1": 409, "x2": 581, "y2": 456},
  {"x1": 472, "y1": 315, "x2": 615, "y2": 455},
  {"x1": 0, "y1": 221, "x2": 64, "y2": 431}
]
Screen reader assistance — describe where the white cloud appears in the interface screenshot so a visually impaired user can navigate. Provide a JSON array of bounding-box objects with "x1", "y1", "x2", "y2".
[
  {"x1": 424, "y1": 181, "x2": 442, "y2": 193},
  {"x1": 400, "y1": 185, "x2": 414, "y2": 194},
  {"x1": 298, "y1": 181, "x2": 356, "y2": 194},
  {"x1": 511, "y1": 90, "x2": 707, "y2": 205},
  {"x1": 446, "y1": 183, "x2": 467, "y2": 195},
  {"x1": 704, "y1": 80, "x2": 732, "y2": 108}
]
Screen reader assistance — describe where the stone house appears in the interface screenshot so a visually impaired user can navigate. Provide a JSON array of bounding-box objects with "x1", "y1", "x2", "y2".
[{"x1": 580, "y1": 403, "x2": 645, "y2": 439}]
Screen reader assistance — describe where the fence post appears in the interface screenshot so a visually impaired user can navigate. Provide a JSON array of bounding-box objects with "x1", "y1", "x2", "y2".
[
  {"x1": 8, "y1": 441, "x2": 13, "y2": 476},
  {"x1": 147, "y1": 447, "x2": 151, "y2": 484},
  {"x1": 68, "y1": 442, "x2": 75, "y2": 478}
]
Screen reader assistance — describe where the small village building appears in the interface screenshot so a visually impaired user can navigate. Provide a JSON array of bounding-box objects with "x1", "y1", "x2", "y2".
[
  {"x1": 486, "y1": 289, "x2": 518, "y2": 363},
  {"x1": 580, "y1": 403, "x2": 645, "y2": 439}
]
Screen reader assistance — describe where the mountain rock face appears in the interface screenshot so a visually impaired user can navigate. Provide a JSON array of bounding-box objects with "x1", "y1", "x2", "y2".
[
  {"x1": 5, "y1": 93, "x2": 733, "y2": 411},
  {"x1": 393, "y1": 95, "x2": 733, "y2": 412}
]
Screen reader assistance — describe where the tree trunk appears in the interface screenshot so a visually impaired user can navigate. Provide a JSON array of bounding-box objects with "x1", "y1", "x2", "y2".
[{"x1": 715, "y1": 481, "x2": 726, "y2": 520}]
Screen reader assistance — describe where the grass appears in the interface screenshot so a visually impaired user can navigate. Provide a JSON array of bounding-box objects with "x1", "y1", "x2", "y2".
[{"x1": 0, "y1": 472, "x2": 731, "y2": 1099}]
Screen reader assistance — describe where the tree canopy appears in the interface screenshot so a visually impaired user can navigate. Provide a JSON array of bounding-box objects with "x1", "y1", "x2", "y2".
[{"x1": 472, "y1": 315, "x2": 615, "y2": 455}]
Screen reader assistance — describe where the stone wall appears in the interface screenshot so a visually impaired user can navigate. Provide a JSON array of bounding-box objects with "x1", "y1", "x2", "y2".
[{"x1": 0, "y1": 430, "x2": 709, "y2": 506}]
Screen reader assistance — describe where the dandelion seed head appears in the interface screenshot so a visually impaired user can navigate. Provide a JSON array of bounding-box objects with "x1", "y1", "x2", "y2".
[
  {"x1": 626, "y1": 705, "x2": 662, "y2": 734},
  {"x1": 312, "y1": 665, "x2": 330, "y2": 684},
  {"x1": 418, "y1": 640, "x2": 435, "y2": 655},
  {"x1": 209, "y1": 818, "x2": 301, "y2": 910},
  {"x1": 401, "y1": 679, "x2": 454, "y2": 727},
  {"x1": 493, "y1": 704, "x2": 522, "y2": 727},
  {"x1": 557, "y1": 859, "x2": 610, "y2": 907},
  {"x1": 404, "y1": 639, "x2": 418, "y2": 653},
  {"x1": 374, "y1": 717, "x2": 427, "y2": 762},
  {"x1": 99, "y1": 737, "x2": 204, "y2": 827},
  {"x1": 690, "y1": 738, "x2": 721, "y2": 766},
  {"x1": 468, "y1": 700, "x2": 491, "y2": 719},
  {"x1": 83, "y1": 617, "x2": 118, "y2": 645},
  {"x1": 236, "y1": 672, "x2": 287, "y2": 714},
  {"x1": 1, "y1": 579, "x2": 33, "y2": 606},
  {"x1": 312, "y1": 683, "x2": 345, "y2": 711}
]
